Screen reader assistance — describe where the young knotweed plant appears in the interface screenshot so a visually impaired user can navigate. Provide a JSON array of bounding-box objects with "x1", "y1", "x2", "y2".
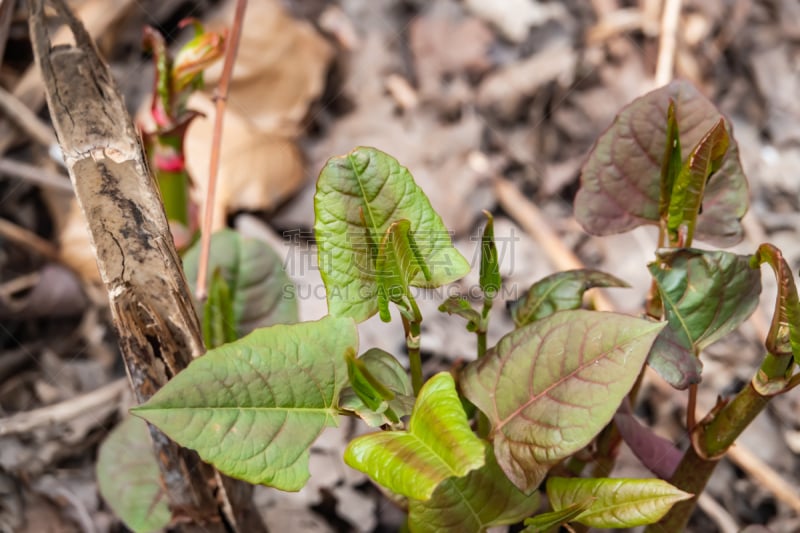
[
  {"x1": 123, "y1": 143, "x2": 696, "y2": 532},
  {"x1": 141, "y1": 21, "x2": 225, "y2": 249},
  {"x1": 573, "y1": 79, "x2": 800, "y2": 531},
  {"x1": 110, "y1": 79, "x2": 800, "y2": 532}
]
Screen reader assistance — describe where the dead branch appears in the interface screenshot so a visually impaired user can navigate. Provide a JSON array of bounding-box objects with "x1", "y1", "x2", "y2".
[{"x1": 27, "y1": 1, "x2": 264, "y2": 530}]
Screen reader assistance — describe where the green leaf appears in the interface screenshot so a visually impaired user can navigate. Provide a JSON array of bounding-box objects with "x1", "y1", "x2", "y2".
[
  {"x1": 667, "y1": 119, "x2": 730, "y2": 245},
  {"x1": 344, "y1": 372, "x2": 486, "y2": 500},
  {"x1": 648, "y1": 249, "x2": 761, "y2": 384},
  {"x1": 522, "y1": 500, "x2": 595, "y2": 533},
  {"x1": 339, "y1": 348, "x2": 415, "y2": 427},
  {"x1": 480, "y1": 210, "x2": 501, "y2": 299},
  {"x1": 658, "y1": 99, "x2": 682, "y2": 219},
  {"x1": 575, "y1": 79, "x2": 748, "y2": 246},
  {"x1": 646, "y1": 326, "x2": 703, "y2": 390},
  {"x1": 97, "y1": 416, "x2": 170, "y2": 533},
  {"x1": 508, "y1": 269, "x2": 628, "y2": 328},
  {"x1": 461, "y1": 310, "x2": 664, "y2": 492},
  {"x1": 203, "y1": 268, "x2": 237, "y2": 348},
  {"x1": 346, "y1": 349, "x2": 395, "y2": 410},
  {"x1": 546, "y1": 477, "x2": 693, "y2": 528},
  {"x1": 183, "y1": 229, "x2": 298, "y2": 336},
  {"x1": 751, "y1": 244, "x2": 800, "y2": 364},
  {"x1": 375, "y1": 219, "x2": 430, "y2": 321},
  {"x1": 408, "y1": 446, "x2": 540, "y2": 533},
  {"x1": 132, "y1": 316, "x2": 357, "y2": 491},
  {"x1": 438, "y1": 296, "x2": 481, "y2": 332},
  {"x1": 315, "y1": 147, "x2": 470, "y2": 322}
]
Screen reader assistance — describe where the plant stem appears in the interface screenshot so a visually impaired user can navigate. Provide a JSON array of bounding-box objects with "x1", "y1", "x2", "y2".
[
  {"x1": 196, "y1": 0, "x2": 247, "y2": 300},
  {"x1": 647, "y1": 444, "x2": 718, "y2": 532},
  {"x1": 477, "y1": 299, "x2": 492, "y2": 358},
  {"x1": 646, "y1": 381, "x2": 771, "y2": 531},
  {"x1": 477, "y1": 327, "x2": 487, "y2": 358},
  {"x1": 402, "y1": 315, "x2": 423, "y2": 395}
]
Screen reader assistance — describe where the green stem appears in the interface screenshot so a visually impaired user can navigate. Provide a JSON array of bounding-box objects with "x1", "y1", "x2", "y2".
[
  {"x1": 646, "y1": 445, "x2": 718, "y2": 532},
  {"x1": 646, "y1": 381, "x2": 771, "y2": 531},
  {"x1": 474, "y1": 298, "x2": 493, "y2": 436},
  {"x1": 477, "y1": 299, "x2": 492, "y2": 358},
  {"x1": 402, "y1": 315, "x2": 423, "y2": 395}
]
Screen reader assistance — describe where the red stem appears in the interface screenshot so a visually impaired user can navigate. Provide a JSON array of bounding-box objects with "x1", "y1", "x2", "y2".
[{"x1": 196, "y1": 0, "x2": 247, "y2": 300}]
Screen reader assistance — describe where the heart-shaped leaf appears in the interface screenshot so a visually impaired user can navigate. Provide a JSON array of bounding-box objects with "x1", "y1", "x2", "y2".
[
  {"x1": 522, "y1": 500, "x2": 595, "y2": 532},
  {"x1": 132, "y1": 316, "x2": 357, "y2": 491},
  {"x1": 648, "y1": 249, "x2": 760, "y2": 386},
  {"x1": 344, "y1": 372, "x2": 486, "y2": 500},
  {"x1": 315, "y1": 147, "x2": 470, "y2": 322},
  {"x1": 667, "y1": 119, "x2": 729, "y2": 245},
  {"x1": 408, "y1": 446, "x2": 540, "y2": 533},
  {"x1": 546, "y1": 477, "x2": 692, "y2": 528},
  {"x1": 461, "y1": 310, "x2": 664, "y2": 492},
  {"x1": 575, "y1": 79, "x2": 748, "y2": 246},
  {"x1": 508, "y1": 269, "x2": 628, "y2": 328},
  {"x1": 340, "y1": 348, "x2": 415, "y2": 427},
  {"x1": 183, "y1": 229, "x2": 298, "y2": 336},
  {"x1": 97, "y1": 416, "x2": 170, "y2": 533}
]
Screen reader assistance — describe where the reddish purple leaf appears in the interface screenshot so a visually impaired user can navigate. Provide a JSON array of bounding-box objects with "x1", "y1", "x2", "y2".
[
  {"x1": 575, "y1": 80, "x2": 747, "y2": 246},
  {"x1": 614, "y1": 401, "x2": 682, "y2": 479}
]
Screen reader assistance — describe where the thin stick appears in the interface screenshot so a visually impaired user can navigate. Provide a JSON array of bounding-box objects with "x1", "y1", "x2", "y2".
[
  {"x1": 494, "y1": 177, "x2": 615, "y2": 311},
  {"x1": 0, "y1": 157, "x2": 72, "y2": 192},
  {"x1": 0, "y1": 0, "x2": 14, "y2": 77},
  {"x1": 0, "y1": 218, "x2": 61, "y2": 261},
  {"x1": 654, "y1": 0, "x2": 682, "y2": 86},
  {"x1": 0, "y1": 378, "x2": 128, "y2": 436},
  {"x1": 0, "y1": 84, "x2": 57, "y2": 147},
  {"x1": 696, "y1": 492, "x2": 739, "y2": 533},
  {"x1": 196, "y1": 0, "x2": 248, "y2": 301},
  {"x1": 726, "y1": 444, "x2": 800, "y2": 515}
]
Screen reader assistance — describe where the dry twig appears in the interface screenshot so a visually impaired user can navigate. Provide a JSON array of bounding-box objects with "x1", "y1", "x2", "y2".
[
  {"x1": 726, "y1": 444, "x2": 800, "y2": 515},
  {"x1": 494, "y1": 177, "x2": 615, "y2": 311},
  {"x1": 0, "y1": 217, "x2": 60, "y2": 261},
  {"x1": 0, "y1": 85, "x2": 57, "y2": 147},
  {"x1": 0, "y1": 157, "x2": 72, "y2": 192},
  {"x1": 0, "y1": 379, "x2": 127, "y2": 437},
  {"x1": 655, "y1": 0, "x2": 683, "y2": 86}
]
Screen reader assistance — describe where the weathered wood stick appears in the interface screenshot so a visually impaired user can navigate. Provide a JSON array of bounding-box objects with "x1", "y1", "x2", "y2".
[{"x1": 27, "y1": 1, "x2": 264, "y2": 530}]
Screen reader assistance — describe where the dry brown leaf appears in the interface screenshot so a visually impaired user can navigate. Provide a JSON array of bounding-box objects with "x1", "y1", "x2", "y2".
[
  {"x1": 203, "y1": 0, "x2": 333, "y2": 137},
  {"x1": 409, "y1": 4, "x2": 493, "y2": 100},
  {"x1": 477, "y1": 38, "x2": 576, "y2": 120},
  {"x1": 184, "y1": 93, "x2": 305, "y2": 232},
  {"x1": 462, "y1": 0, "x2": 566, "y2": 43}
]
